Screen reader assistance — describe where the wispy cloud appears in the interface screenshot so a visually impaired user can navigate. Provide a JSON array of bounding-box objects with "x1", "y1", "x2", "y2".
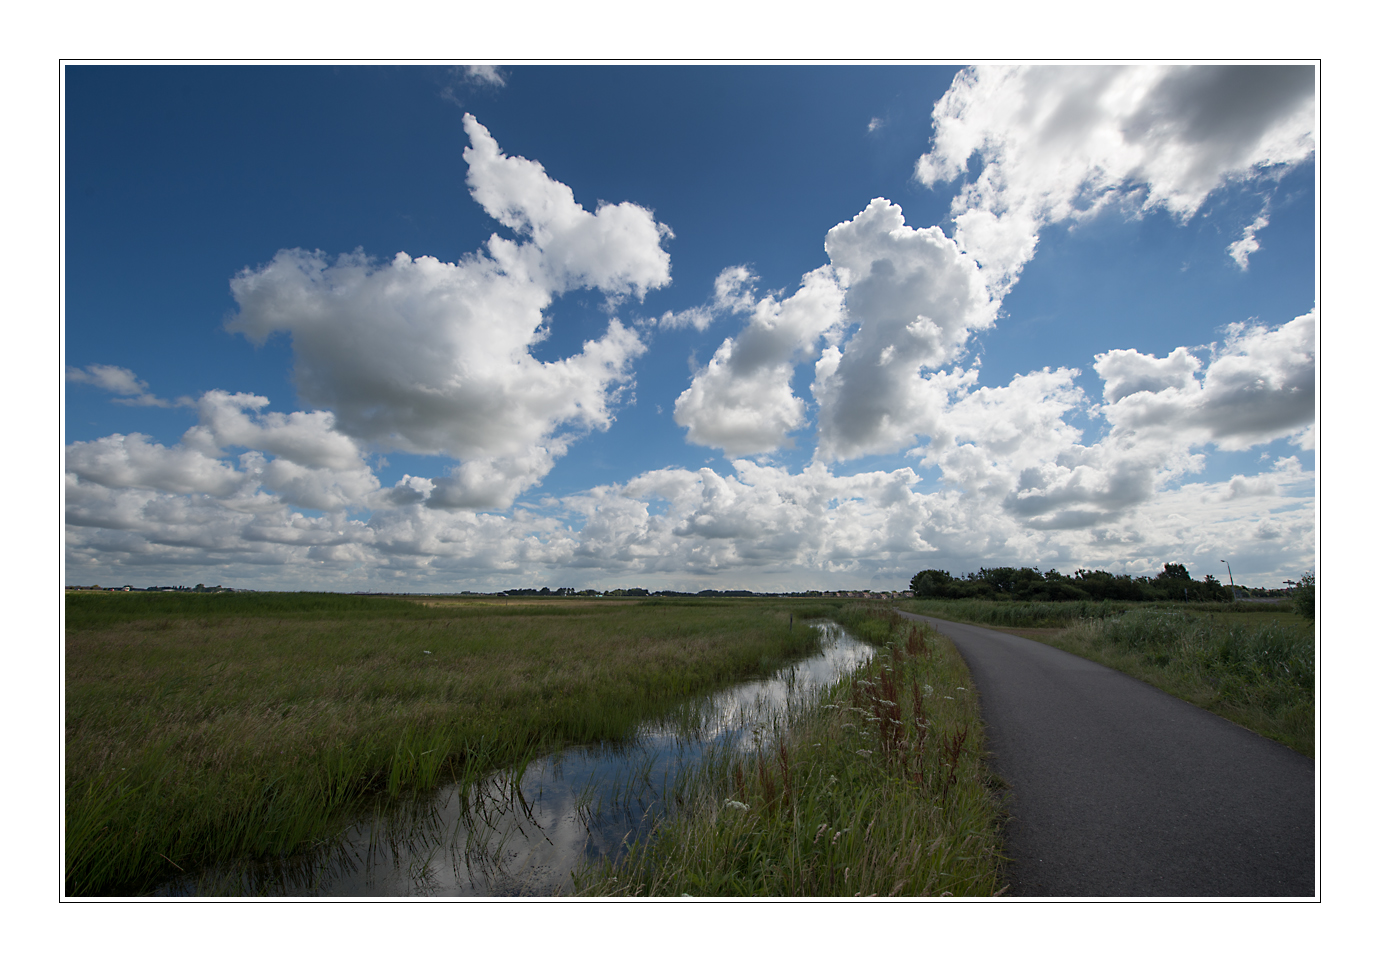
[
  {"x1": 67, "y1": 364, "x2": 189, "y2": 408},
  {"x1": 439, "y1": 65, "x2": 507, "y2": 108},
  {"x1": 1227, "y1": 206, "x2": 1272, "y2": 270},
  {"x1": 464, "y1": 65, "x2": 505, "y2": 87},
  {"x1": 651, "y1": 265, "x2": 759, "y2": 332}
]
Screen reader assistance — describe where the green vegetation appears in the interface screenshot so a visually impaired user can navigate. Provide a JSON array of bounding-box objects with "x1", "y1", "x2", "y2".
[
  {"x1": 902, "y1": 596, "x2": 1137, "y2": 629},
  {"x1": 65, "y1": 592, "x2": 846, "y2": 896},
  {"x1": 900, "y1": 597, "x2": 1314, "y2": 757},
  {"x1": 898, "y1": 595, "x2": 1298, "y2": 629},
  {"x1": 1290, "y1": 571, "x2": 1316, "y2": 619},
  {"x1": 910, "y1": 562, "x2": 1232, "y2": 603},
  {"x1": 572, "y1": 605, "x2": 1005, "y2": 897},
  {"x1": 65, "y1": 590, "x2": 439, "y2": 631}
]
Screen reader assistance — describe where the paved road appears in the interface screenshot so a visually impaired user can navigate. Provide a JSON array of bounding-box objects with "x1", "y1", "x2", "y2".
[{"x1": 899, "y1": 612, "x2": 1316, "y2": 897}]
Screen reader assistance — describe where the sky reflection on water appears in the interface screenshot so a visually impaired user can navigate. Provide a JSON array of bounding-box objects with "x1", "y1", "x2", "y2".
[{"x1": 166, "y1": 622, "x2": 871, "y2": 897}]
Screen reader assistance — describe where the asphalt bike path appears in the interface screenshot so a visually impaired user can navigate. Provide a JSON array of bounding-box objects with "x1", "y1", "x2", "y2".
[{"x1": 898, "y1": 612, "x2": 1315, "y2": 896}]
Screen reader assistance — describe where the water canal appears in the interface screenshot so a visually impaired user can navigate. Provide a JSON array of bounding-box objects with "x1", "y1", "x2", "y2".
[{"x1": 159, "y1": 622, "x2": 873, "y2": 896}]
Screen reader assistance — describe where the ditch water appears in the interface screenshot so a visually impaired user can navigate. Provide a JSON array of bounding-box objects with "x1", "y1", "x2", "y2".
[{"x1": 159, "y1": 622, "x2": 872, "y2": 897}]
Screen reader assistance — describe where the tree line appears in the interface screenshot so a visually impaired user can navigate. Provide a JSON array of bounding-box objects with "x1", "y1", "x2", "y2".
[{"x1": 909, "y1": 563, "x2": 1234, "y2": 603}]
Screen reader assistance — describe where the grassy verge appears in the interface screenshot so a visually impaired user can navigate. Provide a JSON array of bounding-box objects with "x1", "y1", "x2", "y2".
[
  {"x1": 571, "y1": 605, "x2": 1006, "y2": 897},
  {"x1": 901, "y1": 598, "x2": 1314, "y2": 758},
  {"x1": 65, "y1": 593, "x2": 844, "y2": 895},
  {"x1": 899, "y1": 596, "x2": 1302, "y2": 629}
]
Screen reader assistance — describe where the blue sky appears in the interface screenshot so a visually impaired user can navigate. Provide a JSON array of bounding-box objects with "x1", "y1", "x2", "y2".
[{"x1": 64, "y1": 64, "x2": 1316, "y2": 592}]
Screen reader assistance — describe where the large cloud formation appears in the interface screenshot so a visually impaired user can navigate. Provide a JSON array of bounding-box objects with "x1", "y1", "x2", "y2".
[
  {"x1": 674, "y1": 197, "x2": 997, "y2": 460},
  {"x1": 66, "y1": 69, "x2": 1316, "y2": 591},
  {"x1": 65, "y1": 312, "x2": 1315, "y2": 588},
  {"x1": 1097, "y1": 310, "x2": 1316, "y2": 450},
  {"x1": 916, "y1": 65, "x2": 1315, "y2": 287},
  {"x1": 227, "y1": 114, "x2": 667, "y2": 509},
  {"x1": 65, "y1": 414, "x2": 1314, "y2": 590}
]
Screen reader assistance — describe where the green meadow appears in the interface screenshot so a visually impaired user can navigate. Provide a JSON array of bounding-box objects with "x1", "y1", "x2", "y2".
[
  {"x1": 67, "y1": 589, "x2": 1307, "y2": 897},
  {"x1": 65, "y1": 592, "x2": 838, "y2": 895}
]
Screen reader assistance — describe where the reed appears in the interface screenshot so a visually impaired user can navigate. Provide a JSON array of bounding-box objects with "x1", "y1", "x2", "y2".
[{"x1": 571, "y1": 605, "x2": 1006, "y2": 897}]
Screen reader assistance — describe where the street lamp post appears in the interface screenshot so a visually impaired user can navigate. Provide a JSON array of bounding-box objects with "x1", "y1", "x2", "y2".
[{"x1": 1220, "y1": 559, "x2": 1236, "y2": 598}]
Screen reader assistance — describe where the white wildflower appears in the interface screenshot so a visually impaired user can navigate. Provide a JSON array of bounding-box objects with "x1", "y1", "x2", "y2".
[{"x1": 724, "y1": 800, "x2": 749, "y2": 812}]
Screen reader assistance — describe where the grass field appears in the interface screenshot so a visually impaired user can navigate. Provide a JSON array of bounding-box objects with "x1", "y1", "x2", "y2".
[
  {"x1": 572, "y1": 605, "x2": 1005, "y2": 897},
  {"x1": 900, "y1": 598, "x2": 1315, "y2": 757},
  {"x1": 64, "y1": 592, "x2": 846, "y2": 895}
]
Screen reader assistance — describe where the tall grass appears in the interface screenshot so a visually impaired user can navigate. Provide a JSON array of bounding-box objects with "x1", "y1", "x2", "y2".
[
  {"x1": 900, "y1": 596, "x2": 1296, "y2": 629},
  {"x1": 571, "y1": 606, "x2": 1006, "y2": 897},
  {"x1": 65, "y1": 595, "x2": 845, "y2": 895},
  {"x1": 1055, "y1": 608, "x2": 1314, "y2": 755},
  {"x1": 901, "y1": 597, "x2": 1131, "y2": 628}
]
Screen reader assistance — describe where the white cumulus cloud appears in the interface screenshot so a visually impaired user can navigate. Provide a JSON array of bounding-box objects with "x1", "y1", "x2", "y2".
[
  {"x1": 813, "y1": 198, "x2": 997, "y2": 462},
  {"x1": 1098, "y1": 310, "x2": 1316, "y2": 451},
  {"x1": 674, "y1": 266, "x2": 846, "y2": 455},
  {"x1": 676, "y1": 197, "x2": 996, "y2": 461},
  {"x1": 226, "y1": 115, "x2": 667, "y2": 509},
  {"x1": 67, "y1": 433, "x2": 248, "y2": 498},
  {"x1": 67, "y1": 388, "x2": 384, "y2": 513},
  {"x1": 917, "y1": 65, "x2": 1315, "y2": 292}
]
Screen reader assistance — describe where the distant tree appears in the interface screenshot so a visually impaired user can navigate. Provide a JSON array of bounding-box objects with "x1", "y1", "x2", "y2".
[
  {"x1": 1042, "y1": 579, "x2": 1092, "y2": 601},
  {"x1": 1074, "y1": 568, "x2": 1144, "y2": 601},
  {"x1": 1157, "y1": 563, "x2": 1191, "y2": 581},
  {"x1": 1292, "y1": 571, "x2": 1315, "y2": 619},
  {"x1": 1038, "y1": 568, "x2": 1090, "y2": 601},
  {"x1": 909, "y1": 569, "x2": 952, "y2": 596},
  {"x1": 977, "y1": 567, "x2": 1019, "y2": 593}
]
